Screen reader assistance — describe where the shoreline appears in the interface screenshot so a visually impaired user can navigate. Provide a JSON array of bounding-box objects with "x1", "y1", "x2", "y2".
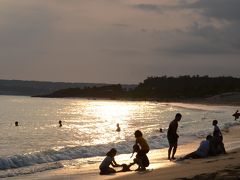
[
  {"x1": 32, "y1": 94, "x2": 240, "y2": 106},
  {"x1": 8, "y1": 125, "x2": 240, "y2": 180}
]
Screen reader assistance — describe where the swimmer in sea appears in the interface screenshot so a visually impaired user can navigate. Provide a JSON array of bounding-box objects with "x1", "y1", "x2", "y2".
[{"x1": 116, "y1": 123, "x2": 121, "y2": 132}]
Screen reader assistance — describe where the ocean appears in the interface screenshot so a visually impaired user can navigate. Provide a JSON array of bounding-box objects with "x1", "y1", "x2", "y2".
[{"x1": 0, "y1": 95, "x2": 239, "y2": 178}]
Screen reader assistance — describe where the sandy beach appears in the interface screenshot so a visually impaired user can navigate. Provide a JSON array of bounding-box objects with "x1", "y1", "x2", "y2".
[{"x1": 7, "y1": 123, "x2": 240, "y2": 180}]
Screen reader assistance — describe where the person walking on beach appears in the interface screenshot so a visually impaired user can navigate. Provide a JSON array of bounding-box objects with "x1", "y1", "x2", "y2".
[{"x1": 167, "y1": 113, "x2": 182, "y2": 160}]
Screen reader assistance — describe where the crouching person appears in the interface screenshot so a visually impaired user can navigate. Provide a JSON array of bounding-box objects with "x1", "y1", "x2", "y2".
[
  {"x1": 129, "y1": 144, "x2": 149, "y2": 171},
  {"x1": 99, "y1": 148, "x2": 122, "y2": 175}
]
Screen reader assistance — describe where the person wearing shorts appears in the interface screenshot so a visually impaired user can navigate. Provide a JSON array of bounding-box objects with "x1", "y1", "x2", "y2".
[{"x1": 167, "y1": 113, "x2": 182, "y2": 160}]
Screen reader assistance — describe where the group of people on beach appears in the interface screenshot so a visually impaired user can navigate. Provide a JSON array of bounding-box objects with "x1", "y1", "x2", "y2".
[
  {"x1": 99, "y1": 130, "x2": 150, "y2": 175},
  {"x1": 100, "y1": 112, "x2": 229, "y2": 175},
  {"x1": 168, "y1": 113, "x2": 226, "y2": 161},
  {"x1": 180, "y1": 119, "x2": 226, "y2": 160}
]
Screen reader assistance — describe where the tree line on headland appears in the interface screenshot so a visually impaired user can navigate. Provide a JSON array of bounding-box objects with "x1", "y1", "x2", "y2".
[{"x1": 36, "y1": 76, "x2": 240, "y2": 101}]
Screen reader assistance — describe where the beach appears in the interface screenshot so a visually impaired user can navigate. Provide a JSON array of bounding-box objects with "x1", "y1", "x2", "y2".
[
  {"x1": 7, "y1": 124, "x2": 240, "y2": 180},
  {"x1": 0, "y1": 96, "x2": 240, "y2": 179}
]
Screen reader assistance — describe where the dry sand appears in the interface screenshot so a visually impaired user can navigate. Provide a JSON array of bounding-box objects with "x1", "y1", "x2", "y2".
[{"x1": 9, "y1": 125, "x2": 240, "y2": 180}]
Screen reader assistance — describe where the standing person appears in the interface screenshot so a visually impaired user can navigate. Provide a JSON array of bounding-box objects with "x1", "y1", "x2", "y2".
[
  {"x1": 134, "y1": 130, "x2": 150, "y2": 171},
  {"x1": 212, "y1": 120, "x2": 226, "y2": 154},
  {"x1": 167, "y1": 113, "x2": 182, "y2": 160},
  {"x1": 99, "y1": 148, "x2": 122, "y2": 175}
]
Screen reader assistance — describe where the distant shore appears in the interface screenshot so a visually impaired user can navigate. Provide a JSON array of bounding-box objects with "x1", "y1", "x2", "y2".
[{"x1": 34, "y1": 92, "x2": 240, "y2": 106}]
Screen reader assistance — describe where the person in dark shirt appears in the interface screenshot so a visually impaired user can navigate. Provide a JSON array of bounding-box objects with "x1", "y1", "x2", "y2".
[
  {"x1": 167, "y1": 113, "x2": 182, "y2": 160},
  {"x1": 212, "y1": 120, "x2": 226, "y2": 154}
]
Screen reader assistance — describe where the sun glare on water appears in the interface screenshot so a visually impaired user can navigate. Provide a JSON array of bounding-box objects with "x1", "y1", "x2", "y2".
[{"x1": 60, "y1": 100, "x2": 142, "y2": 146}]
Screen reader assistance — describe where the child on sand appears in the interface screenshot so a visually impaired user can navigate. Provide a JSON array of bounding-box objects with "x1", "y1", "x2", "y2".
[
  {"x1": 134, "y1": 130, "x2": 150, "y2": 171},
  {"x1": 129, "y1": 144, "x2": 149, "y2": 171},
  {"x1": 99, "y1": 148, "x2": 122, "y2": 175}
]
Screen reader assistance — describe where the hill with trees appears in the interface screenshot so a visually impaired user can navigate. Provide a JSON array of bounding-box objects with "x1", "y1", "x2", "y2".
[{"x1": 37, "y1": 76, "x2": 240, "y2": 103}]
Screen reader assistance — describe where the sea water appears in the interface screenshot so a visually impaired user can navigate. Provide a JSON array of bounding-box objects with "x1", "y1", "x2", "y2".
[{"x1": 0, "y1": 95, "x2": 239, "y2": 177}]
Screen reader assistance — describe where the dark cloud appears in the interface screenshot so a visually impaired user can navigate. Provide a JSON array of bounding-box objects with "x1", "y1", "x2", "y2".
[
  {"x1": 186, "y1": 0, "x2": 240, "y2": 22},
  {"x1": 111, "y1": 23, "x2": 129, "y2": 28},
  {"x1": 137, "y1": 0, "x2": 240, "y2": 55},
  {"x1": 133, "y1": 4, "x2": 161, "y2": 12},
  {"x1": 155, "y1": 24, "x2": 240, "y2": 55},
  {"x1": 133, "y1": 0, "x2": 240, "y2": 22}
]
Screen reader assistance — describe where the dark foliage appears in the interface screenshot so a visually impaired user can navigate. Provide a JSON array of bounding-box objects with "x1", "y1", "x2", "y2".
[
  {"x1": 130, "y1": 75, "x2": 240, "y2": 99},
  {"x1": 42, "y1": 84, "x2": 126, "y2": 99},
  {"x1": 39, "y1": 76, "x2": 240, "y2": 100}
]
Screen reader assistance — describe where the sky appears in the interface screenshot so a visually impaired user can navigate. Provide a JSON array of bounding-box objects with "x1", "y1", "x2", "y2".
[{"x1": 0, "y1": 0, "x2": 240, "y2": 84}]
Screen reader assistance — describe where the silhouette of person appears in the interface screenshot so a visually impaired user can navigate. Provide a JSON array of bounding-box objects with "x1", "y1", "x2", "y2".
[
  {"x1": 212, "y1": 120, "x2": 226, "y2": 154},
  {"x1": 159, "y1": 128, "x2": 163, "y2": 133},
  {"x1": 128, "y1": 144, "x2": 149, "y2": 171},
  {"x1": 167, "y1": 113, "x2": 182, "y2": 160},
  {"x1": 232, "y1": 110, "x2": 240, "y2": 120},
  {"x1": 15, "y1": 121, "x2": 19, "y2": 126},
  {"x1": 59, "y1": 120, "x2": 62, "y2": 127},
  {"x1": 99, "y1": 148, "x2": 122, "y2": 175},
  {"x1": 116, "y1": 123, "x2": 121, "y2": 132},
  {"x1": 134, "y1": 130, "x2": 150, "y2": 171},
  {"x1": 181, "y1": 135, "x2": 213, "y2": 160}
]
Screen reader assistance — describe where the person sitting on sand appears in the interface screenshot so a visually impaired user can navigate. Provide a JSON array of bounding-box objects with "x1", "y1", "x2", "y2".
[
  {"x1": 212, "y1": 120, "x2": 226, "y2": 154},
  {"x1": 116, "y1": 123, "x2": 121, "y2": 132},
  {"x1": 134, "y1": 130, "x2": 150, "y2": 171},
  {"x1": 232, "y1": 110, "x2": 240, "y2": 121},
  {"x1": 129, "y1": 144, "x2": 149, "y2": 171},
  {"x1": 167, "y1": 113, "x2": 182, "y2": 160},
  {"x1": 180, "y1": 135, "x2": 213, "y2": 160},
  {"x1": 99, "y1": 148, "x2": 122, "y2": 175}
]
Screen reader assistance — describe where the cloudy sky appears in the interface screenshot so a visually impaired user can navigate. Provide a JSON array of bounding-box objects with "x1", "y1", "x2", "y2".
[{"x1": 0, "y1": 0, "x2": 239, "y2": 84}]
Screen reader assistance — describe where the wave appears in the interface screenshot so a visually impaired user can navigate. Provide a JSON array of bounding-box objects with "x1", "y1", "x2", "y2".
[
  {"x1": 0, "y1": 136, "x2": 167, "y2": 171},
  {"x1": 0, "y1": 162, "x2": 63, "y2": 178}
]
